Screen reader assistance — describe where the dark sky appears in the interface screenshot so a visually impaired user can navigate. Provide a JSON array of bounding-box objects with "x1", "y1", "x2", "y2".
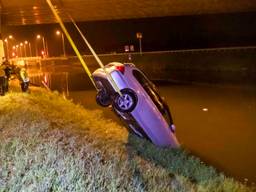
[{"x1": 2, "y1": 11, "x2": 256, "y2": 56}]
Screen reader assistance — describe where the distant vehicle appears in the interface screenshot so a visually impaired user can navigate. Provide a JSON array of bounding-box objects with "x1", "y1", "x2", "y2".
[{"x1": 92, "y1": 62, "x2": 179, "y2": 147}]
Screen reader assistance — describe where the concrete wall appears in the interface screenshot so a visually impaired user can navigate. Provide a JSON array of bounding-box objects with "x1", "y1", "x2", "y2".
[{"x1": 29, "y1": 48, "x2": 256, "y2": 85}]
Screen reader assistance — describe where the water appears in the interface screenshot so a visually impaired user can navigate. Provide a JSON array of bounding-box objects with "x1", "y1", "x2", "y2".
[
  {"x1": 29, "y1": 69, "x2": 256, "y2": 184},
  {"x1": 159, "y1": 84, "x2": 256, "y2": 183}
]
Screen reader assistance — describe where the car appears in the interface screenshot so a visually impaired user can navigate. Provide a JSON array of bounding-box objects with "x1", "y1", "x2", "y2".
[{"x1": 92, "y1": 62, "x2": 180, "y2": 147}]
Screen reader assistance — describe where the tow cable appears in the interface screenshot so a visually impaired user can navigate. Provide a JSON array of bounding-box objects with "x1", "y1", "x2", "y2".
[{"x1": 46, "y1": 0, "x2": 122, "y2": 96}]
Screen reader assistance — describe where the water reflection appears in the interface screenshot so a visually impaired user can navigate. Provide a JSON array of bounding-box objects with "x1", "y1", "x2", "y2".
[
  {"x1": 29, "y1": 71, "x2": 93, "y2": 96},
  {"x1": 29, "y1": 72, "x2": 67, "y2": 96}
]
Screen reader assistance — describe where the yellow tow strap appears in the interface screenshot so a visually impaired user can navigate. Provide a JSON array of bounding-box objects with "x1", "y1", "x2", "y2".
[
  {"x1": 68, "y1": 15, "x2": 122, "y2": 96},
  {"x1": 46, "y1": 0, "x2": 122, "y2": 96},
  {"x1": 46, "y1": 0, "x2": 96, "y2": 89}
]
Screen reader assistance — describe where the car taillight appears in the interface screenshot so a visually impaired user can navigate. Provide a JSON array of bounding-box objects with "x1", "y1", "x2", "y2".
[{"x1": 115, "y1": 65, "x2": 125, "y2": 74}]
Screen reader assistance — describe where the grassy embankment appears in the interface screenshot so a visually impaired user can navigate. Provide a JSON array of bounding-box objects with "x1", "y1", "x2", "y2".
[{"x1": 0, "y1": 85, "x2": 254, "y2": 191}]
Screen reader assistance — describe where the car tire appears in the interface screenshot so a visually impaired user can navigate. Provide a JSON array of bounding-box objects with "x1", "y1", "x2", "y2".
[
  {"x1": 96, "y1": 90, "x2": 111, "y2": 107},
  {"x1": 113, "y1": 88, "x2": 137, "y2": 113}
]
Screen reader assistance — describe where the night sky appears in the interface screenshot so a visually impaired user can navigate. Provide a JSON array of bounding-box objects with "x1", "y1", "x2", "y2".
[{"x1": 2, "y1": 11, "x2": 256, "y2": 56}]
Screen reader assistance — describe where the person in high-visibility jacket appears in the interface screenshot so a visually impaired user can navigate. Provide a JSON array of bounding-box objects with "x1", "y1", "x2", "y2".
[
  {"x1": 17, "y1": 67, "x2": 30, "y2": 92},
  {"x1": 0, "y1": 65, "x2": 7, "y2": 95},
  {"x1": 1, "y1": 60, "x2": 12, "y2": 92}
]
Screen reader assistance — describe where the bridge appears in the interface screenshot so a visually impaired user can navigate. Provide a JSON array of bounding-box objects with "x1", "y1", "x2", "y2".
[{"x1": 1, "y1": 0, "x2": 256, "y2": 25}]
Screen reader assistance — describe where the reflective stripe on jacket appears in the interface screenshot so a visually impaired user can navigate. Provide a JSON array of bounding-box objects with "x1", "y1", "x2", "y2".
[{"x1": 19, "y1": 68, "x2": 29, "y2": 82}]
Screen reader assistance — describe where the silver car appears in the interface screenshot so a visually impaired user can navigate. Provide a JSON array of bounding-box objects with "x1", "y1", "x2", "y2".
[{"x1": 92, "y1": 62, "x2": 179, "y2": 147}]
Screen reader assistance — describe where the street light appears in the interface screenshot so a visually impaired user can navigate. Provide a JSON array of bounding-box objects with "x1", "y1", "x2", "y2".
[
  {"x1": 56, "y1": 30, "x2": 66, "y2": 57},
  {"x1": 15, "y1": 45, "x2": 21, "y2": 57},
  {"x1": 24, "y1": 40, "x2": 31, "y2": 57},
  {"x1": 4, "y1": 38, "x2": 9, "y2": 59},
  {"x1": 24, "y1": 41, "x2": 28, "y2": 57},
  {"x1": 19, "y1": 43, "x2": 24, "y2": 57},
  {"x1": 136, "y1": 32, "x2": 143, "y2": 55},
  {"x1": 41, "y1": 50, "x2": 46, "y2": 57},
  {"x1": 12, "y1": 46, "x2": 17, "y2": 58},
  {"x1": 3, "y1": 35, "x2": 14, "y2": 59},
  {"x1": 37, "y1": 34, "x2": 47, "y2": 57},
  {"x1": 24, "y1": 41, "x2": 32, "y2": 57}
]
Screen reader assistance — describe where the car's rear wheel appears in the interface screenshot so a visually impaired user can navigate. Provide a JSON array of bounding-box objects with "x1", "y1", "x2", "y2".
[
  {"x1": 113, "y1": 88, "x2": 137, "y2": 113},
  {"x1": 96, "y1": 90, "x2": 111, "y2": 107}
]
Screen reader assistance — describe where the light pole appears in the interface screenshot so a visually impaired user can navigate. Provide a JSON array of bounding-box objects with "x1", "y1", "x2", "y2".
[
  {"x1": 28, "y1": 42, "x2": 32, "y2": 57},
  {"x1": 136, "y1": 32, "x2": 143, "y2": 55},
  {"x1": 35, "y1": 40, "x2": 38, "y2": 57},
  {"x1": 15, "y1": 45, "x2": 21, "y2": 57},
  {"x1": 24, "y1": 41, "x2": 32, "y2": 57},
  {"x1": 12, "y1": 46, "x2": 16, "y2": 58},
  {"x1": 4, "y1": 35, "x2": 15, "y2": 59},
  {"x1": 37, "y1": 34, "x2": 47, "y2": 57},
  {"x1": 4, "y1": 38, "x2": 9, "y2": 59},
  {"x1": 19, "y1": 43, "x2": 24, "y2": 57},
  {"x1": 46, "y1": 40, "x2": 49, "y2": 57},
  {"x1": 20, "y1": 42, "x2": 27, "y2": 57},
  {"x1": 56, "y1": 30, "x2": 66, "y2": 57},
  {"x1": 15, "y1": 45, "x2": 18, "y2": 57},
  {"x1": 24, "y1": 41, "x2": 28, "y2": 57}
]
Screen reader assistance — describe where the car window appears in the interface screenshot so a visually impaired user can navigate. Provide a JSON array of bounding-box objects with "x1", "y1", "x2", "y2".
[
  {"x1": 132, "y1": 69, "x2": 161, "y2": 107},
  {"x1": 132, "y1": 69, "x2": 173, "y2": 125},
  {"x1": 132, "y1": 70, "x2": 151, "y2": 87}
]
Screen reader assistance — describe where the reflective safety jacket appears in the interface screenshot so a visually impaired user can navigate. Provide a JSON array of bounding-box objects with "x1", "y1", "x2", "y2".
[
  {"x1": 19, "y1": 68, "x2": 29, "y2": 82},
  {"x1": 0, "y1": 66, "x2": 6, "y2": 77}
]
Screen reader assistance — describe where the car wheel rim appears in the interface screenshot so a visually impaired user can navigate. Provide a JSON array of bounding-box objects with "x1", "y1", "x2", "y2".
[{"x1": 118, "y1": 94, "x2": 133, "y2": 110}]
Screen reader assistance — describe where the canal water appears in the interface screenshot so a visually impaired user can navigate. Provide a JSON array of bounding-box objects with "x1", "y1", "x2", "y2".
[{"x1": 29, "y1": 69, "x2": 256, "y2": 184}]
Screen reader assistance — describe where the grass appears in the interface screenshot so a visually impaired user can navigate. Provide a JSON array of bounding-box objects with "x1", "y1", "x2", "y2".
[{"x1": 0, "y1": 86, "x2": 254, "y2": 191}]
